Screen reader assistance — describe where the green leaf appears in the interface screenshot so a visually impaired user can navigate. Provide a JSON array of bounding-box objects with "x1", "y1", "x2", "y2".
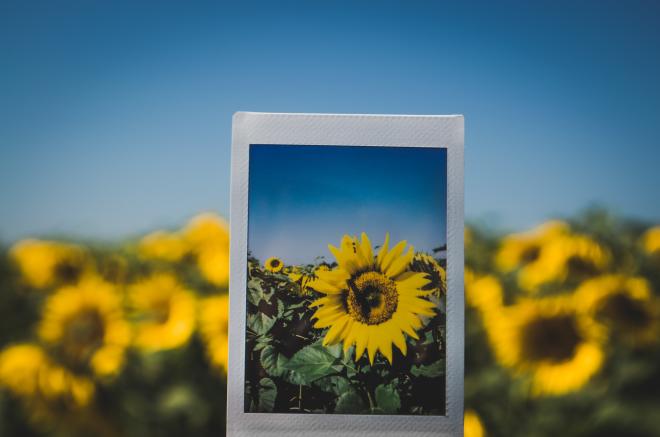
[
  {"x1": 247, "y1": 312, "x2": 276, "y2": 335},
  {"x1": 247, "y1": 279, "x2": 265, "y2": 306},
  {"x1": 282, "y1": 343, "x2": 339, "y2": 385},
  {"x1": 260, "y1": 345, "x2": 289, "y2": 378},
  {"x1": 410, "y1": 360, "x2": 445, "y2": 378},
  {"x1": 375, "y1": 384, "x2": 401, "y2": 414},
  {"x1": 257, "y1": 378, "x2": 277, "y2": 412},
  {"x1": 334, "y1": 390, "x2": 365, "y2": 414},
  {"x1": 313, "y1": 376, "x2": 351, "y2": 395}
]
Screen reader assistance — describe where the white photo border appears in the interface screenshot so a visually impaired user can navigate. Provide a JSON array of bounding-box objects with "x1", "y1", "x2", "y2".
[{"x1": 228, "y1": 112, "x2": 464, "y2": 437}]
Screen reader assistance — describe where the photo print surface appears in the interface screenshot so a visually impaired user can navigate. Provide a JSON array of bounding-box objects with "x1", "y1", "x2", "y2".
[{"x1": 244, "y1": 144, "x2": 447, "y2": 415}]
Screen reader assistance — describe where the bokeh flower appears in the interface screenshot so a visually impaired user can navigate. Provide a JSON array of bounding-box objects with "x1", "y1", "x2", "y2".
[
  {"x1": 495, "y1": 221, "x2": 569, "y2": 272},
  {"x1": 10, "y1": 239, "x2": 90, "y2": 289},
  {"x1": 310, "y1": 233, "x2": 435, "y2": 364},
  {"x1": 138, "y1": 230, "x2": 189, "y2": 262},
  {"x1": 575, "y1": 275, "x2": 659, "y2": 346},
  {"x1": 641, "y1": 226, "x2": 660, "y2": 258},
  {"x1": 198, "y1": 294, "x2": 230, "y2": 372},
  {"x1": 130, "y1": 273, "x2": 197, "y2": 351},
  {"x1": 485, "y1": 296, "x2": 604, "y2": 396},
  {"x1": 38, "y1": 277, "x2": 130, "y2": 377},
  {"x1": 464, "y1": 409, "x2": 486, "y2": 437},
  {"x1": 184, "y1": 213, "x2": 230, "y2": 287},
  {"x1": 465, "y1": 273, "x2": 503, "y2": 314}
]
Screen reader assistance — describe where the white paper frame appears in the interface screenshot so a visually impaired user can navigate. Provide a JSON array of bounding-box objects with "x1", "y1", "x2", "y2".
[{"x1": 228, "y1": 112, "x2": 464, "y2": 437}]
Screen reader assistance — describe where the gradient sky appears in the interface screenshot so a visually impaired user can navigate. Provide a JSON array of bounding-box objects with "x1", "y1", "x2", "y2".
[
  {"x1": 248, "y1": 145, "x2": 446, "y2": 264},
  {"x1": 1, "y1": 1, "x2": 660, "y2": 242}
]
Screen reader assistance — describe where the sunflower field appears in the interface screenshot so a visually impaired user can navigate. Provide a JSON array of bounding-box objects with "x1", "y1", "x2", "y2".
[
  {"x1": 244, "y1": 233, "x2": 447, "y2": 415},
  {"x1": 0, "y1": 210, "x2": 659, "y2": 436}
]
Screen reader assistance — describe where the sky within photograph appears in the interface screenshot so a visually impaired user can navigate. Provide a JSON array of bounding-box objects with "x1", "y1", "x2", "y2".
[{"x1": 247, "y1": 145, "x2": 447, "y2": 265}]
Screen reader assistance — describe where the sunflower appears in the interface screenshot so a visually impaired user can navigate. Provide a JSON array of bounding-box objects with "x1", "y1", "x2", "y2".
[
  {"x1": 575, "y1": 275, "x2": 659, "y2": 346},
  {"x1": 129, "y1": 273, "x2": 197, "y2": 351},
  {"x1": 465, "y1": 273, "x2": 503, "y2": 314},
  {"x1": 408, "y1": 253, "x2": 446, "y2": 296},
  {"x1": 518, "y1": 233, "x2": 610, "y2": 291},
  {"x1": 38, "y1": 277, "x2": 130, "y2": 378},
  {"x1": 464, "y1": 409, "x2": 486, "y2": 437},
  {"x1": 264, "y1": 257, "x2": 284, "y2": 273},
  {"x1": 199, "y1": 294, "x2": 230, "y2": 372},
  {"x1": 310, "y1": 233, "x2": 435, "y2": 364},
  {"x1": 484, "y1": 296, "x2": 604, "y2": 396},
  {"x1": 495, "y1": 221, "x2": 569, "y2": 272},
  {"x1": 0, "y1": 343, "x2": 95, "y2": 408},
  {"x1": 138, "y1": 230, "x2": 189, "y2": 262},
  {"x1": 641, "y1": 226, "x2": 660, "y2": 257},
  {"x1": 287, "y1": 267, "x2": 321, "y2": 296},
  {"x1": 184, "y1": 213, "x2": 230, "y2": 286},
  {"x1": 10, "y1": 239, "x2": 91, "y2": 289}
]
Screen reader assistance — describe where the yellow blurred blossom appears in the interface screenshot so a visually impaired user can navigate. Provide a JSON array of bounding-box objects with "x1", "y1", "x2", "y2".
[
  {"x1": 38, "y1": 277, "x2": 130, "y2": 378},
  {"x1": 130, "y1": 273, "x2": 197, "y2": 351},
  {"x1": 466, "y1": 273, "x2": 503, "y2": 314},
  {"x1": 642, "y1": 226, "x2": 660, "y2": 257},
  {"x1": 464, "y1": 409, "x2": 486, "y2": 437},
  {"x1": 485, "y1": 296, "x2": 604, "y2": 396},
  {"x1": 138, "y1": 230, "x2": 189, "y2": 262},
  {"x1": 184, "y1": 213, "x2": 230, "y2": 287},
  {"x1": 518, "y1": 233, "x2": 610, "y2": 291},
  {"x1": 10, "y1": 239, "x2": 91, "y2": 289},
  {"x1": 199, "y1": 294, "x2": 230, "y2": 372},
  {"x1": 0, "y1": 343, "x2": 94, "y2": 408},
  {"x1": 495, "y1": 221, "x2": 569, "y2": 272},
  {"x1": 575, "y1": 275, "x2": 659, "y2": 346}
]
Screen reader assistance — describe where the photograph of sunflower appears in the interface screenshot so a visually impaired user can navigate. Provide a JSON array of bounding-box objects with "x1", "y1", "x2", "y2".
[{"x1": 244, "y1": 144, "x2": 448, "y2": 415}]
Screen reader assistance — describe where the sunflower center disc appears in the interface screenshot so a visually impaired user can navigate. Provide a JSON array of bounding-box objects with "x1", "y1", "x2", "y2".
[
  {"x1": 347, "y1": 271, "x2": 398, "y2": 325},
  {"x1": 521, "y1": 315, "x2": 581, "y2": 363}
]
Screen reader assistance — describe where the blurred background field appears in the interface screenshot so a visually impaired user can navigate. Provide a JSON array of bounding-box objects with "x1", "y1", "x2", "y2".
[{"x1": 2, "y1": 1, "x2": 660, "y2": 436}]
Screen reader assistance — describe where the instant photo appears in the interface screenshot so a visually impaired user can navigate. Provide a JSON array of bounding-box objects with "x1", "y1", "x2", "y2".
[
  {"x1": 245, "y1": 145, "x2": 447, "y2": 415},
  {"x1": 228, "y1": 113, "x2": 464, "y2": 437}
]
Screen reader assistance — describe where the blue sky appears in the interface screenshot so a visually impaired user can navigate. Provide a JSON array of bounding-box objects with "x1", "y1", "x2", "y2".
[
  {"x1": 1, "y1": 1, "x2": 660, "y2": 242},
  {"x1": 247, "y1": 145, "x2": 446, "y2": 264}
]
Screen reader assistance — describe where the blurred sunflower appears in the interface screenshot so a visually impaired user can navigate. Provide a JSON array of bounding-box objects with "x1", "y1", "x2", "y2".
[
  {"x1": 183, "y1": 213, "x2": 230, "y2": 287},
  {"x1": 408, "y1": 252, "x2": 446, "y2": 296},
  {"x1": 264, "y1": 257, "x2": 284, "y2": 273},
  {"x1": 129, "y1": 273, "x2": 197, "y2": 351},
  {"x1": 485, "y1": 296, "x2": 604, "y2": 396},
  {"x1": 495, "y1": 221, "x2": 569, "y2": 272},
  {"x1": 10, "y1": 239, "x2": 91, "y2": 289},
  {"x1": 641, "y1": 226, "x2": 660, "y2": 258},
  {"x1": 138, "y1": 230, "x2": 188, "y2": 262},
  {"x1": 287, "y1": 267, "x2": 320, "y2": 296},
  {"x1": 575, "y1": 275, "x2": 659, "y2": 346},
  {"x1": 38, "y1": 277, "x2": 130, "y2": 377},
  {"x1": 310, "y1": 233, "x2": 435, "y2": 364},
  {"x1": 465, "y1": 273, "x2": 503, "y2": 314},
  {"x1": 518, "y1": 233, "x2": 610, "y2": 291},
  {"x1": 464, "y1": 409, "x2": 486, "y2": 437},
  {"x1": 198, "y1": 294, "x2": 230, "y2": 372},
  {"x1": 0, "y1": 343, "x2": 95, "y2": 408}
]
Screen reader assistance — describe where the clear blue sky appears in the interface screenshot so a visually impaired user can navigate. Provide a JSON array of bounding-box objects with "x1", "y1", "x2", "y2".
[
  {"x1": 247, "y1": 145, "x2": 446, "y2": 264},
  {"x1": 1, "y1": 1, "x2": 660, "y2": 242}
]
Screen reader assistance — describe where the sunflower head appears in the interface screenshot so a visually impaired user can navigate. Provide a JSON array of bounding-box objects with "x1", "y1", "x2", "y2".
[
  {"x1": 408, "y1": 253, "x2": 446, "y2": 296},
  {"x1": 310, "y1": 233, "x2": 436, "y2": 364},
  {"x1": 464, "y1": 409, "x2": 486, "y2": 437},
  {"x1": 465, "y1": 273, "x2": 503, "y2": 314},
  {"x1": 38, "y1": 277, "x2": 130, "y2": 377},
  {"x1": 576, "y1": 275, "x2": 659, "y2": 346},
  {"x1": 495, "y1": 221, "x2": 569, "y2": 272},
  {"x1": 518, "y1": 233, "x2": 610, "y2": 291},
  {"x1": 138, "y1": 230, "x2": 189, "y2": 262},
  {"x1": 129, "y1": 273, "x2": 197, "y2": 351},
  {"x1": 0, "y1": 343, "x2": 95, "y2": 408},
  {"x1": 199, "y1": 295, "x2": 230, "y2": 372},
  {"x1": 642, "y1": 226, "x2": 660, "y2": 258},
  {"x1": 264, "y1": 257, "x2": 284, "y2": 273},
  {"x1": 10, "y1": 239, "x2": 90, "y2": 289},
  {"x1": 485, "y1": 296, "x2": 604, "y2": 396}
]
